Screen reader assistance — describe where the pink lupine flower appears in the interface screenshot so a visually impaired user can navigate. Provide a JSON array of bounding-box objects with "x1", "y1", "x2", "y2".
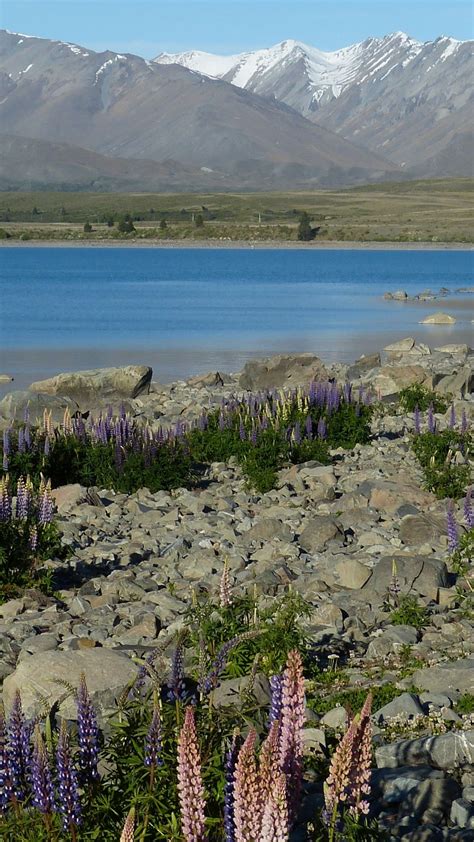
[
  {"x1": 260, "y1": 774, "x2": 290, "y2": 842},
  {"x1": 177, "y1": 707, "x2": 207, "y2": 842},
  {"x1": 259, "y1": 720, "x2": 281, "y2": 802},
  {"x1": 323, "y1": 692, "x2": 373, "y2": 832},
  {"x1": 120, "y1": 806, "x2": 135, "y2": 842},
  {"x1": 348, "y1": 693, "x2": 373, "y2": 818},
  {"x1": 278, "y1": 650, "x2": 305, "y2": 822},
  {"x1": 233, "y1": 730, "x2": 263, "y2": 842},
  {"x1": 219, "y1": 559, "x2": 233, "y2": 608}
]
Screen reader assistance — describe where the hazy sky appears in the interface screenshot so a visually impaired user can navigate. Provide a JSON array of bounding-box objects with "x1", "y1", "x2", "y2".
[{"x1": 2, "y1": 0, "x2": 472, "y2": 56}]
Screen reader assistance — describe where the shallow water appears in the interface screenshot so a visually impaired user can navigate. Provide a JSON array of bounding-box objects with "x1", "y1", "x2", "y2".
[{"x1": 1, "y1": 247, "x2": 472, "y2": 390}]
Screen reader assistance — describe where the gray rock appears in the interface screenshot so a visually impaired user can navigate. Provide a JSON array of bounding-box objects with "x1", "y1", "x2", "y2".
[
  {"x1": 211, "y1": 673, "x2": 271, "y2": 709},
  {"x1": 347, "y1": 352, "x2": 381, "y2": 380},
  {"x1": 412, "y1": 660, "x2": 474, "y2": 695},
  {"x1": 243, "y1": 518, "x2": 294, "y2": 545},
  {"x1": 298, "y1": 517, "x2": 342, "y2": 553},
  {"x1": 450, "y1": 798, "x2": 474, "y2": 829},
  {"x1": 375, "y1": 731, "x2": 474, "y2": 770},
  {"x1": 374, "y1": 692, "x2": 424, "y2": 724},
  {"x1": 0, "y1": 390, "x2": 79, "y2": 424},
  {"x1": 411, "y1": 777, "x2": 460, "y2": 821},
  {"x1": 334, "y1": 557, "x2": 371, "y2": 589},
  {"x1": 29, "y1": 365, "x2": 153, "y2": 404},
  {"x1": 321, "y1": 707, "x2": 348, "y2": 729},
  {"x1": 239, "y1": 353, "x2": 327, "y2": 390},
  {"x1": 419, "y1": 312, "x2": 456, "y2": 324},
  {"x1": 3, "y1": 649, "x2": 138, "y2": 722},
  {"x1": 399, "y1": 513, "x2": 447, "y2": 547},
  {"x1": 434, "y1": 366, "x2": 474, "y2": 398},
  {"x1": 365, "y1": 555, "x2": 448, "y2": 600}
]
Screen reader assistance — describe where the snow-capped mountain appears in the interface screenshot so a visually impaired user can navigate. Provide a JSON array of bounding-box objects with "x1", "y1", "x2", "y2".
[
  {"x1": 156, "y1": 33, "x2": 425, "y2": 112},
  {"x1": 156, "y1": 33, "x2": 473, "y2": 173}
]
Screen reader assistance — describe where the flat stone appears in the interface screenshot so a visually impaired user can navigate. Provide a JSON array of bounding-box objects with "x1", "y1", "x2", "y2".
[
  {"x1": 239, "y1": 353, "x2": 328, "y2": 390},
  {"x1": 365, "y1": 555, "x2": 448, "y2": 600},
  {"x1": 29, "y1": 365, "x2": 152, "y2": 404},
  {"x1": 399, "y1": 513, "x2": 447, "y2": 546},
  {"x1": 451, "y1": 798, "x2": 474, "y2": 829},
  {"x1": 412, "y1": 659, "x2": 474, "y2": 695},
  {"x1": 3, "y1": 649, "x2": 138, "y2": 722},
  {"x1": 0, "y1": 390, "x2": 79, "y2": 424},
  {"x1": 334, "y1": 557, "x2": 371, "y2": 589},
  {"x1": 384, "y1": 337, "x2": 415, "y2": 352},
  {"x1": 51, "y1": 484, "x2": 87, "y2": 511},
  {"x1": 243, "y1": 518, "x2": 294, "y2": 545}
]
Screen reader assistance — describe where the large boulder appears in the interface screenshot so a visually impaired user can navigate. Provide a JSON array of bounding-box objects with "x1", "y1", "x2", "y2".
[
  {"x1": 2, "y1": 649, "x2": 138, "y2": 723},
  {"x1": 434, "y1": 366, "x2": 474, "y2": 397},
  {"x1": 239, "y1": 354, "x2": 328, "y2": 391},
  {"x1": 346, "y1": 352, "x2": 381, "y2": 381},
  {"x1": 364, "y1": 555, "x2": 448, "y2": 600},
  {"x1": 0, "y1": 390, "x2": 79, "y2": 425},
  {"x1": 371, "y1": 365, "x2": 432, "y2": 397},
  {"x1": 28, "y1": 365, "x2": 152, "y2": 405},
  {"x1": 298, "y1": 516, "x2": 343, "y2": 554},
  {"x1": 411, "y1": 659, "x2": 474, "y2": 696},
  {"x1": 399, "y1": 513, "x2": 447, "y2": 547}
]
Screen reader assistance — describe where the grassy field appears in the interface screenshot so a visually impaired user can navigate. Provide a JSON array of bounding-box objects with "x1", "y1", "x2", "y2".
[{"x1": 0, "y1": 178, "x2": 472, "y2": 243}]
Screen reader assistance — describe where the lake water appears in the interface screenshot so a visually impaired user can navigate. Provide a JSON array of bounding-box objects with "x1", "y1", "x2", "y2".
[{"x1": 0, "y1": 246, "x2": 472, "y2": 390}]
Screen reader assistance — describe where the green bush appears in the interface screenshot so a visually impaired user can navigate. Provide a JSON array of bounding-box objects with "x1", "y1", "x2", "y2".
[
  {"x1": 399, "y1": 384, "x2": 448, "y2": 413},
  {"x1": 389, "y1": 595, "x2": 428, "y2": 629},
  {"x1": 412, "y1": 430, "x2": 472, "y2": 499}
]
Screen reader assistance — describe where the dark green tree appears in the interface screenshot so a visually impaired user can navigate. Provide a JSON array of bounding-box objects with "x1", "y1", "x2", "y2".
[
  {"x1": 297, "y1": 211, "x2": 315, "y2": 241},
  {"x1": 117, "y1": 217, "x2": 135, "y2": 234},
  {"x1": 194, "y1": 213, "x2": 204, "y2": 228},
  {"x1": 160, "y1": 218, "x2": 167, "y2": 230},
  {"x1": 83, "y1": 221, "x2": 92, "y2": 233}
]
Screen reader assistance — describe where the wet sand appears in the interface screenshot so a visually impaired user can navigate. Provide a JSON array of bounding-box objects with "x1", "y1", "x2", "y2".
[{"x1": 0, "y1": 239, "x2": 472, "y2": 250}]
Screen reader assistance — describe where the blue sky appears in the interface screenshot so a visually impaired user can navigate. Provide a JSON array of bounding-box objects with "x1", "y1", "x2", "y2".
[{"x1": 1, "y1": 0, "x2": 472, "y2": 56}]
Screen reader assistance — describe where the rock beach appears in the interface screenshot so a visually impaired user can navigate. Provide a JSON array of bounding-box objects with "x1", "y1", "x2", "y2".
[{"x1": 0, "y1": 345, "x2": 473, "y2": 839}]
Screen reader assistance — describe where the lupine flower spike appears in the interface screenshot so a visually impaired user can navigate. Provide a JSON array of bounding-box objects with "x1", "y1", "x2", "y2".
[
  {"x1": 223, "y1": 733, "x2": 241, "y2": 842},
  {"x1": 219, "y1": 558, "x2": 233, "y2": 608},
  {"x1": 0, "y1": 705, "x2": 13, "y2": 814},
  {"x1": 260, "y1": 774, "x2": 290, "y2": 842},
  {"x1": 388, "y1": 559, "x2": 400, "y2": 604},
  {"x1": 447, "y1": 501, "x2": 458, "y2": 553},
  {"x1": 233, "y1": 730, "x2": 263, "y2": 842},
  {"x1": 56, "y1": 720, "x2": 81, "y2": 836},
  {"x1": 120, "y1": 806, "x2": 136, "y2": 842},
  {"x1": 144, "y1": 698, "x2": 163, "y2": 770},
  {"x1": 76, "y1": 674, "x2": 100, "y2": 783},
  {"x1": 31, "y1": 726, "x2": 55, "y2": 817},
  {"x1": 278, "y1": 649, "x2": 305, "y2": 824},
  {"x1": 177, "y1": 707, "x2": 207, "y2": 842}
]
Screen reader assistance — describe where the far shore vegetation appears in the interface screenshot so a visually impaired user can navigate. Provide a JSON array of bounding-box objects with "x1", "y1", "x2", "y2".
[{"x1": 0, "y1": 177, "x2": 472, "y2": 244}]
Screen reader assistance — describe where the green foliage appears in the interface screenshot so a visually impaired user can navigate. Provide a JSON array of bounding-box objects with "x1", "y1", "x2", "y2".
[
  {"x1": 389, "y1": 595, "x2": 428, "y2": 629},
  {"x1": 450, "y1": 528, "x2": 474, "y2": 618},
  {"x1": 117, "y1": 215, "x2": 135, "y2": 233},
  {"x1": 83, "y1": 221, "x2": 92, "y2": 233},
  {"x1": 159, "y1": 218, "x2": 167, "y2": 230},
  {"x1": 0, "y1": 519, "x2": 64, "y2": 596},
  {"x1": 307, "y1": 682, "x2": 410, "y2": 718},
  {"x1": 297, "y1": 210, "x2": 315, "y2": 241},
  {"x1": 194, "y1": 213, "x2": 204, "y2": 227},
  {"x1": 412, "y1": 429, "x2": 472, "y2": 499},
  {"x1": 399, "y1": 384, "x2": 448, "y2": 413},
  {"x1": 455, "y1": 693, "x2": 474, "y2": 714}
]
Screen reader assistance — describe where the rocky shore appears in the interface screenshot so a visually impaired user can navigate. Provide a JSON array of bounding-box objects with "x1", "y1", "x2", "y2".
[{"x1": 0, "y1": 341, "x2": 473, "y2": 839}]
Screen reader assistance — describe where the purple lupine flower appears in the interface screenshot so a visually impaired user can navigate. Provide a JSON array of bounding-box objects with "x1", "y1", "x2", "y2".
[
  {"x1": 200, "y1": 633, "x2": 257, "y2": 695},
  {"x1": 343, "y1": 382, "x2": 352, "y2": 404},
  {"x1": 309, "y1": 381, "x2": 317, "y2": 405},
  {"x1": 15, "y1": 477, "x2": 29, "y2": 520},
  {"x1": 29, "y1": 525, "x2": 38, "y2": 553},
  {"x1": 464, "y1": 487, "x2": 473, "y2": 529},
  {"x1": 56, "y1": 721, "x2": 81, "y2": 833},
  {"x1": 24, "y1": 425, "x2": 31, "y2": 450},
  {"x1": 145, "y1": 701, "x2": 163, "y2": 769},
  {"x1": 268, "y1": 674, "x2": 283, "y2": 728},
  {"x1": 177, "y1": 707, "x2": 207, "y2": 842},
  {"x1": 23, "y1": 405, "x2": 30, "y2": 425},
  {"x1": 447, "y1": 501, "x2": 458, "y2": 553},
  {"x1": 76, "y1": 674, "x2": 99, "y2": 783},
  {"x1": 167, "y1": 640, "x2": 187, "y2": 702},
  {"x1": 43, "y1": 435, "x2": 50, "y2": 457},
  {"x1": 0, "y1": 477, "x2": 12, "y2": 522},
  {"x1": 249, "y1": 427, "x2": 257, "y2": 446},
  {"x1": 414, "y1": 405, "x2": 421, "y2": 435},
  {"x1": 0, "y1": 706, "x2": 13, "y2": 814},
  {"x1": 38, "y1": 480, "x2": 54, "y2": 525},
  {"x1": 427, "y1": 403, "x2": 435, "y2": 434},
  {"x1": 305, "y1": 415, "x2": 313, "y2": 440},
  {"x1": 292, "y1": 422, "x2": 301, "y2": 445},
  {"x1": 461, "y1": 409, "x2": 468, "y2": 434},
  {"x1": 17, "y1": 427, "x2": 25, "y2": 454},
  {"x1": 219, "y1": 412, "x2": 226, "y2": 432},
  {"x1": 239, "y1": 419, "x2": 246, "y2": 441},
  {"x1": 223, "y1": 734, "x2": 240, "y2": 842},
  {"x1": 2, "y1": 429, "x2": 10, "y2": 458},
  {"x1": 31, "y1": 727, "x2": 55, "y2": 815},
  {"x1": 6, "y1": 691, "x2": 31, "y2": 802},
  {"x1": 317, "y1": 417, "x2": 327, "y2": 440},
  {"x1": 449, "y1": 403, "x2": 456, "y2": 430}
]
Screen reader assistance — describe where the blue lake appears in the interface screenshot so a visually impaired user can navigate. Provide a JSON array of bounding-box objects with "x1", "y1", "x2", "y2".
[{"x1": 0, "y1": 246, "x2": 472, "y2": 388}]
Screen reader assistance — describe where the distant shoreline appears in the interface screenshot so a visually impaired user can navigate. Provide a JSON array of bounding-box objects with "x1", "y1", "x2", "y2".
[{"x1": 0, "y1": 239, "x2": 472, "y2": 250}]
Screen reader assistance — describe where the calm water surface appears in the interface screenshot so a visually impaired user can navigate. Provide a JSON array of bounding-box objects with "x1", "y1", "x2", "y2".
[{"x1": 1, "y1": 247, "x2": 472, "y2": 388}]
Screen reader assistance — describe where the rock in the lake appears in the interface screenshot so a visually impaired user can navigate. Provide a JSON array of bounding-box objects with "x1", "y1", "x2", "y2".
[
  {"x1": 3, "y1": 649, "x2": 138, "y2": 722},
  {"x1": 28, "y1": 365, "x2": 153, "y2": 405},
  {"x1": 419, "y1": 313, "x2": 456, "y2": 325},
  {"x1": 239, "y1": 353, "x2": 327, "y2": 390}
]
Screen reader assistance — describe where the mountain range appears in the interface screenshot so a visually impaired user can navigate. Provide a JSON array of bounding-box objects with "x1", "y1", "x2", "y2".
[{"x1": 0, "y1": 28, "x2": 472, "y2": 192}]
